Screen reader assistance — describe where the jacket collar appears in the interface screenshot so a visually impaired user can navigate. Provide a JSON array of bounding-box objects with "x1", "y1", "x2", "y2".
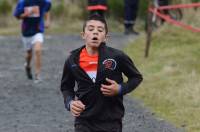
[{"x1": 71, "y1": 42, "x2": 106, "y2": 57}]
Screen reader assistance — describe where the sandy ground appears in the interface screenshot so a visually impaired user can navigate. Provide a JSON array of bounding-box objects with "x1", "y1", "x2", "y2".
[{"x1": 0, "y1": 34, "x2": 185, "y2": 132}]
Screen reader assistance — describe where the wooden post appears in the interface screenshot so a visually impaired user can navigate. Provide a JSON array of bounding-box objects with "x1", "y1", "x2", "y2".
[{"x1": 145, "y1": 2, "x2": 153, "y2": 58}]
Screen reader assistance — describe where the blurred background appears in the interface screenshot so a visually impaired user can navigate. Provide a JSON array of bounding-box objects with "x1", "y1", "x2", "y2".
[
  {"x1": 0, "y1": 0, "x2": 199, "y2": 35},
  {"x1": 0, "y1": 0, "x2": 200, "y2": 132}
]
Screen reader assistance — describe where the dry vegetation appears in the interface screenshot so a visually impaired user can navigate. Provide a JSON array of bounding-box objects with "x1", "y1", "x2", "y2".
[{"x1": 126, "y1": 9, "x2": 200, "y2": 132}]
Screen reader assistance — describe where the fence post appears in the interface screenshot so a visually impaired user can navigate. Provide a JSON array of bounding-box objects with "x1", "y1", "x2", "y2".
[{"x1": 145, "y1": 3, "x2": 153, "y2": 58}]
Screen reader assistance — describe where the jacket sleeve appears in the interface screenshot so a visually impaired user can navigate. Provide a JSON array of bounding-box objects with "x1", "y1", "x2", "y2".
[
  {"x1": 13, "y1": 1, "x2": 24, "y2": 18},
  {"x1": 119, "y1": 52, "x2": 143, "y2": 95},
  {"x1": 60, "y1": 58, "x2": 75, "y2": 111}
]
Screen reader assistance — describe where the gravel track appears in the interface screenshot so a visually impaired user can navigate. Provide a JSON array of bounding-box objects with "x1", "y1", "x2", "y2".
[{"x1": 0, "y1": 34, "x2": 185, "y2": 132}]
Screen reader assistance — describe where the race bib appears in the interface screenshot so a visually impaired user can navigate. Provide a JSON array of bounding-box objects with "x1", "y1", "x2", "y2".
[{"x1": 24, "y1": 6, "x2": 40, "y2": 18}]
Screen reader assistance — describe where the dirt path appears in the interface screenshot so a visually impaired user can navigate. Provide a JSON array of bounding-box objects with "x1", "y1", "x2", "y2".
[{"x1": 0, "y1": 34, "x2": 184, "y2": 132}]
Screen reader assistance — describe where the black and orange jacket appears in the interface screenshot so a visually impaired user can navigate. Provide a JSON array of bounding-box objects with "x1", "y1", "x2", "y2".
[
  {"x1": 87, "y1": 0, "x2": 107, "y2": 11},
  {"x1": 60, "y1": 43, "x2": 143, "y2": 121}
]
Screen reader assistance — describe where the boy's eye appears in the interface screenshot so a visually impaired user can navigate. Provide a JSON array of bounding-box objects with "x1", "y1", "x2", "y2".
[
  {"x1": 88, "y1": 27, "x2": 94, "y2": 31},
  {"x1": 98, "y1": 27, "x2": 104, "y2": 32},
  {"x1": 98, "y1": 29, "x2": 103, "y2": 32},
  {"x1": 87, "y1": 26, "x2": 104, "y2": 32}
]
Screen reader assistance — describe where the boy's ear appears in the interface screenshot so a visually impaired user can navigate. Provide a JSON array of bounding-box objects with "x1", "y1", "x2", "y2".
[
  {"x1": 104, "y1": 34, "x2": 110, "y2": 42},
  {"x1": 81, "y1": 32, "x2": 85, "y2": 39}
]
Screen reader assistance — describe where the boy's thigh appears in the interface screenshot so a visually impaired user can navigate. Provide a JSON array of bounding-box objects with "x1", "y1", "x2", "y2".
[
  {"x1": 32, "y1": 33, "x2": 44, "y2": 44},
  {"x1": 22, "y1": 36, "x2": 33, "y2": 51},
  {"x1": 75, "y1": 124, "x2": 91, "y2": 132},
  {"x1": 74, "y1": 122, "x2": 122, "y2": 132},
  {"x1": 22, "y1": 33, "x2": 44, "y2": 51}
]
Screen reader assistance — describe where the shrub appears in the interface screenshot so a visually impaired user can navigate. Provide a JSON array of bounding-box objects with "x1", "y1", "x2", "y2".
[
  {"x1": 191, "y1": 0, "x2": 200, "y2": 2},
  {"x1": 0, "y1": 0, "x2": 12, "y2": 16},
  {"x1": 138, "y1": 0, "x2": 149, "y2": 19},
  {"x1": 108, "y1": 0, "x2": 149, "y2": 20},
  {"x1": 51, "y1": 0, "x2": 86, "y2": 20},
  {"x1": 51, "y1": 0, "x2": 67, "y2": 17},
  {"x1": 108, "y1": 0, "x2": 124, "y2": 19}
]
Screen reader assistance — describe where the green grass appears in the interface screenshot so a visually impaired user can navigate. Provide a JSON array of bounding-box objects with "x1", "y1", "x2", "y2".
[
  {"x1": 0, "y1": 16, "x2": 20, "y2": 36},
  {"x1": 125, "y1": 24, "x2": 200, "y2": 132},
  {"x1": 0, "y1": 17, "x2": 123, "y2": 36}
]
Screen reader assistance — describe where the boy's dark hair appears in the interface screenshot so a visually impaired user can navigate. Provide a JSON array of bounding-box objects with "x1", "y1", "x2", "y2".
[{"x1": 83, "y1": 13, "x2": 108, "y2": 34}]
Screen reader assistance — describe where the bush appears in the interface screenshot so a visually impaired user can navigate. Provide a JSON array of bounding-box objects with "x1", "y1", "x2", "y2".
[
  {"x1": 108, "y1": 0, "x2": 149, "y2": 20},
  {"x1": 138, "y1": 0, "x2": 149, "y2": 19},
  {"x1": 108, "y1": 0, "x2": 124, "y2": 19},
  {"x1": 0, "y1": 0, "x2": 12, "y2": 16},
  {"x1": 51, "y1": 0, "x2": 86, "y2": 20},
  {"x1": 191, "y1": 0, "x2": 200, "y2": 2},
  {"x1": 51, "y1": 0, "x2": 67, "y2": 17}
]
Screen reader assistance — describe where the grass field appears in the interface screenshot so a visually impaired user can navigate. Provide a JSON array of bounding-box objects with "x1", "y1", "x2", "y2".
[
  {"x1": 0, "y1": 16, "x2": 124, "y2": 36},
  {"x1": 126, "y1": 24, "x2": 200, "y2": 132}
]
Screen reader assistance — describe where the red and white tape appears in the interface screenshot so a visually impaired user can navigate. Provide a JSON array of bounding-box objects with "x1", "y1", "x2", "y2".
[{"x1": 149, "y1": 2, "x2": 200, "y2": 32}]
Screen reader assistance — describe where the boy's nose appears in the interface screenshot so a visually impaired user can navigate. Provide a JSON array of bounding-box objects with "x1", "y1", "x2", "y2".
[
  {"x1": 93, "y1": 28, "x2": 99, "y2": 34},
  {"x1": 93, "y1": 31, "x2": 98, "y2": 35},
  {"x1": 93, "y1": 32, "x2": 98, "y2": 35}
]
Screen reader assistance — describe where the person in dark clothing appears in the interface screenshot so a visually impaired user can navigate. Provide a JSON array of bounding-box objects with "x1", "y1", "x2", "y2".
[
  {"x1": 124, "y1": 0, "x2": 139, "y2": 35},
  {"x1": 158, "y1": 0, "x2": 169, "y2": 7},
  {"x1": 60, "y1": 14, "x2": 143, "y2": 132},
  {"x1": 87, "y1": 0, "x2": 107, "y2": 17},
  {"x1": 158, "y1": 0, "x2": 169, "y2": 15},
  {"x1": 157, "y1": 0, "x2": 169, "y2": 24}
]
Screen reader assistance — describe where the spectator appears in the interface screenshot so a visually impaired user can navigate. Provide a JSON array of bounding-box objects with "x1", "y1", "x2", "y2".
[
  {"x1": 158, "y1": 0, "x2": 169, "y2": 15},
  {"x1": 157, "y1": 0, "x2": 169, "y2": 23},
  {"x1": 87, "y1": 0, "x2": 107, "y2": 17},
  {"x1": 124, "y1": 0, "x2": 139, "y2": 35}
]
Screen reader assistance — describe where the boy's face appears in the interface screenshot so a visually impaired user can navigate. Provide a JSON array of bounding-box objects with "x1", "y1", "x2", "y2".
[{"x1": 82, "y1": 20, "x2": 107, "y2": 48}]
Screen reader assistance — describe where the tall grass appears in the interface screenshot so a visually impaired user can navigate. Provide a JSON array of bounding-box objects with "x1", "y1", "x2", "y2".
[
  {"x1": 0, "y1": 0, "x2": 199, "y2": 35},
  {"x1": 51, "y1": 0, "x2": 86, "y2": 20},
  {"x1": 108, "y1": 0, "x2": 124, "y2": 19},
  {"x1": 125, "y1": 10, "x2": 200, "y2": 132},
  {"x1": 0, "y1": 0, "x2": 12, "y2": 16}
]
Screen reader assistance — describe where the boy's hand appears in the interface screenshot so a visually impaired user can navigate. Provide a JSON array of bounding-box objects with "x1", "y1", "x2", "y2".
[
  {"x1": 70, "y1": 100, "x2": 85, "y2": 117},
  {"x1": 44, "y1": 12, "x2": 50, "y2": 28},
  {"x1": 20, "y1": 9, "x2": 30, "y2": 18},
  {"x1": 22, "y1": 6, "x2": 40, "y2": 18},
  {"x1": 100, "y1": 78, "x2": 120, "y2": 96},
  {"x1": 45, "y1": 20, "x2": 50, "y2": 28}
]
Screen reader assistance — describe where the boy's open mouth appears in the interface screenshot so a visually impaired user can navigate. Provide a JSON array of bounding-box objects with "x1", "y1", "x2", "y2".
[{"x1": 92, "y1": 37, "x2": 98, "y2": 40}]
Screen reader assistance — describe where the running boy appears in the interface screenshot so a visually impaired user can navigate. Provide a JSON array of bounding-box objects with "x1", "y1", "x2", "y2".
[
  {"x1": 14, "y1": 0, "x2": 51, "y2": 82},
  {"x1": 60, "y1": 14, "x2": 143, "y2": 132}
]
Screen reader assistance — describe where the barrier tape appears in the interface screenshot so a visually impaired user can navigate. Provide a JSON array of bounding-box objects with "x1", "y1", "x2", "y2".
[
  {"x1": 149, "y1": 2, "x2": 200, "y2": 32},
  {"x1": 158, "y1": 2, "x2": 200, "y2": 10}
]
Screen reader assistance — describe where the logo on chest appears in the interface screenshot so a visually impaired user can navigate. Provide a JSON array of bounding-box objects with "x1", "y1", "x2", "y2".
[{"x1": 102, "y1": 59, "x2": 117, "y2": 70}]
